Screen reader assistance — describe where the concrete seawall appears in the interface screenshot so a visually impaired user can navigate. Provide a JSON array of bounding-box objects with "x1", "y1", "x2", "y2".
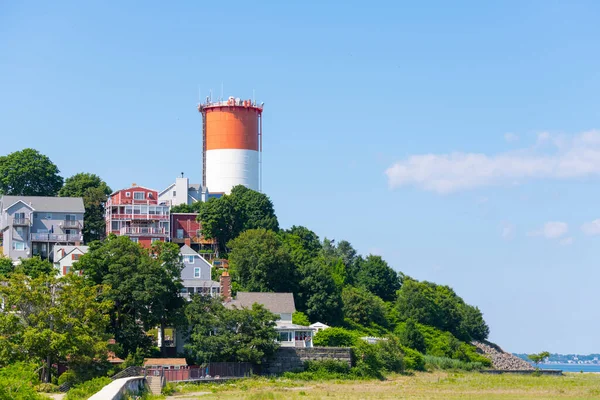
[
  {"x1": 263, "y1": 347, "x2": 353, "y2": 375},
  {"x1": 88, "y1": 376, "x2": 148, "y2": 400}
]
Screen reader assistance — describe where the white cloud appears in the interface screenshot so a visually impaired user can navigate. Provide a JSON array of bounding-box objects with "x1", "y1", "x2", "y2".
[
  {"x1": 560, "y1": 237, "x2": 574, "y2": 246},
  {"x1": 504, "y1": 133, "x2": 519, "y2": 143},
  {"x1": 581, "y1": 219, "x2": 600, "y2": 236},
  {"x1": 385, "y1": 130, "x2": 600, "y2": 194},
  {"x1": 500, "y1": 222, "x2": 515, "y2": 240},
  {"x1": 529, "y1": 222, "x2": 569, "y2": 239}
]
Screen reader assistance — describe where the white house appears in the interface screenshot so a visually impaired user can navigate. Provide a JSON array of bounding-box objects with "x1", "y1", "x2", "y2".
[
  {"x1": 53, "y1": 245, "x2": 89, "y2": 276},
  {"x1": 225, "y1": 292, "x2": 315, "y2": 348},
  {"x1": 309, "y1": 322, "x2": 330, "y2": 333}
]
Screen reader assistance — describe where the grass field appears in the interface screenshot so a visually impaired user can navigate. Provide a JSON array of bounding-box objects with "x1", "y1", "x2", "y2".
[{"x1": 166, "y1": 372, "x2": 600, "y2": 400}]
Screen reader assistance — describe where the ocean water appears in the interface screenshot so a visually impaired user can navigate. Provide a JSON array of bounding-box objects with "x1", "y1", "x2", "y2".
[{"x1": 539, "y1": 363, "x2": 600, "y2": 373}]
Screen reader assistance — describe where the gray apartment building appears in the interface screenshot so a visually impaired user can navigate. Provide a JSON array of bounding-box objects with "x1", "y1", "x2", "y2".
[{"x1": 0, "y1": 195, "x2": 85, "y2": 262}]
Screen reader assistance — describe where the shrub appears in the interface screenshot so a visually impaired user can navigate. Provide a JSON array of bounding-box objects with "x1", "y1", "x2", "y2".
[
  {"x1": 65, "y1": 377, "x2": 112, "y2": 400},
  {"x1": 375, "y1": 337, "x2": 405, "y2": 374},
  {"x1": 34, "y1": 383, "x2": 58, "y2": 393},
  {"x1": 0, "y1": 363, "x2": 45, "y2": 400},
  {"x1": 57, "y1": 370, "x2": 77, "y2": 386},
  {"x1": 313, "y1": 327, "x2": 359, "y2": 347},
  {"x1": 162, "y1": 382, "x2": 176, "y2": 395},
  {"x1": 424, "y1": 355, "x2": 485, "y2": 371},
  {"x1": 282, "y1": 360, "x2": 352, "y2": 380},
  {"x1": 396, "y1": 319, "x2": 426, "y2": 354},
  {"x1": 351, "y1": 341, "x2": 384, "y2": 379},
  {"x1": 400, "y1": 346, "x2": 426, "y2": 371}
]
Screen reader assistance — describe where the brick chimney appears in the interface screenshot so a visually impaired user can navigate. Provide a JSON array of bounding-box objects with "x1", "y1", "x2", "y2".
[
  {"x1": 220, "y1": 271, "x2": 231, "y2": 301},
  {"x1": 184, "y1": 238, "x2": 191, "y2": 246}
]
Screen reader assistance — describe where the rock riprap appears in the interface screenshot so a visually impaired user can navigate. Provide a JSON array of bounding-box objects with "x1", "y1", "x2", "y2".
[{"x1": 472, "y1": 341, "x2": 534, "y2": 371}]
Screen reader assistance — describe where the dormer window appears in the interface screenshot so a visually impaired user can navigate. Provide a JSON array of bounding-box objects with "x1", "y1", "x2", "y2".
[
  {"x1": 125, "y1": 192, "x2": 131, "y2": 198},
  {"x1": 147, "y1": 193, "x2": 153, "y2": 199},
  {"x1": 133, "y1": 192, "x2": 145, "y2": 200}
]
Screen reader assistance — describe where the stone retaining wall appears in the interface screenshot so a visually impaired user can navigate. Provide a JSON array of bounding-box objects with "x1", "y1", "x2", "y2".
[{"x1": 263, "y1": 347, "x2": 353, "y2": 375}]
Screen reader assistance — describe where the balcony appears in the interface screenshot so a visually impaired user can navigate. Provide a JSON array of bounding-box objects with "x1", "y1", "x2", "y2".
[
  {"x1": 120, "y1": 227, "x2": 168, "y2": 237},
  {"x1": 110, "y1": 213, "x2": 169, "y2": 221},
  {"x1": 30, "y1": 233, "x2": 83, "y2": 242},
  {"x1": 60, "y1": 220, "x2": 81, "y2": 229},
  {"x1": 172, "y1": 230, "x2": 217, "y2": 245},
  {"x1": 12, "y1": 218, "x2": 30, "y2": 226}
]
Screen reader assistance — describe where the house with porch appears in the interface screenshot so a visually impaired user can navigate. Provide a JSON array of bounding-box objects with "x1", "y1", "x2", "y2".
[
  {"x1": 225, "y1": 292, "x2": 315, "y2": 348},
  {"x1": 0, "y1": 195, "x2": 84, "y2": 262}
]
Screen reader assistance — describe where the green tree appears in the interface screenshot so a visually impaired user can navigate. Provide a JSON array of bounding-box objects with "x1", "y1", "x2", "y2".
[
  {"x1": 355, "y1": 255, "x2": 401, "y2": 302},
  {"x1": 184, "y1": 295, "x2": 279, "y2": 364},
  {"x1": 292, "y1": 311, "x2": 310, "y2": 326},
  {"x1": 228, "y1": 229, "x2": 296, "y2": 293},
  {"x1": 0, "y1": 257, "x2": 13, "y2": 277},
  {"x1": 341, "y1": 286, "x2": 388, "y2": 328},
  {"x1": 284, "y1": 226, "x2": 321, "y2": 259},
  {"x1": 0, "y1": 273, "x2": 112, "y2": 383},
  {"x1": 0, "y1": 149, "x2": 63, "y2": 196},
  {"x1": 459, "y1": 304, "x2": 490, "y2": 341},
  {"x1": 528, "y1": 351, "x2": 550, "y2": 368},
  {"x1": 58, "y1": 173, "x2": 112, "y2": 242},
  {"x1": 312, "y1": 327, "x2": 359, "y2": 347},
  {"x1": 199, "y1": 185, "x2": 279, "y2": 253},
  {"x1": 170, "y1": 201, "x2": 203, "y2": 214},
  {"x1": 297, "y1": 259, "x2": 343, "y2": 325},
  {"x1": 0, "y1": 362, "x2": 45, "y2": 400},
  {"x1": 397, "y1": 318, "x2": 426, "y2": 353},
  {"x1": 17, "y1": 256, "x2": 53, "y2": 278},
  {"x1": 77, "y1": 235, "x2": 182, "y2": 357},
  {"x1": 149, "y1": 241, "x2": 186, "y2": 356}
]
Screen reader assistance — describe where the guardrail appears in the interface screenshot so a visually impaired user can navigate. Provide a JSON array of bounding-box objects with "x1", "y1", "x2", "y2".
[
  {"x1": 146, "y1": 363, "x2": 254, "y2": 382},
  {"x1": 30, "y1": 233, "x2": 83, "y2": 242}
]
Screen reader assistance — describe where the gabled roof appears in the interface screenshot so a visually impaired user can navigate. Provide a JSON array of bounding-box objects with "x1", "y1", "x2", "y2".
[
  {"x1": 226, "y1": 292, "x2": 296, "y2": 314},
  {"x1": 53, "y1": 245, "x2": 89, "y2": 263},
  {"x1": 110, "y1": 185, "x2": 157, "y2": 196},
  {"x1": 0, "y1": 196, "x2": 84, "y2": 213},
  {"x1": 179, "y1": 244, "x2": 199, "y2": 256},
  {"x1": 158, "y1": 183, "x2": 176, "y2": 196}
]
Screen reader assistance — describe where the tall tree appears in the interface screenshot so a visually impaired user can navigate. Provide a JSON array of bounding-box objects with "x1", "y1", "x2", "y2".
[
  {"x1": 228, "y1": 229, "x2": 296, "y2": 293},
  {"x1": 0, "y1": 273, "x2": 112, "y2": 383},
  {"x1": 0, "y1": 148, "x2": 63, "y2": 196},
  {"x1": 285, "y1": 226, "x2": 321, "y2": 259},
  {"x1": 184, "y1": 295, "x2": 279, "y2": 364},
  {"x1": 58, "y1": 173, "x2": 112, "y2": 243},
  {"x1": 341, "y1": 286, "x2": 388, "y2": 328},
  {"x1": 199, "y1": 185, "x2": 279, "y2": 253},
  {"x1": 355, "y1": 255, "x2": 401, "y2": 302},
  {"x1": 297, "y1": 259, "x2": 343, "y2": 325},
  {"x1": 0, "y1": 257, "x2": 13, "y2": 277},
  {"x1": 77, "y1": 235, "x2": 182, "y2": 357},
  {"x1": 149, "y1": 241, "x2": 186, "y2": 356}
]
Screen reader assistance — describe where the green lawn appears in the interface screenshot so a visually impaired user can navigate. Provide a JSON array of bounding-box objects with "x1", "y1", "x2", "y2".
[{"x1": 166, "y1": 372, "x2": 600, "y2": 400}]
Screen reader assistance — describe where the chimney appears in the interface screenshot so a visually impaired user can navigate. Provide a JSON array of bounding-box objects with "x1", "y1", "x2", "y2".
[
  {"x1": 184, "y1": 238, "x2": 191, "y2": 247},
  {"x1": 220, "y1": 271, "x2": 231, "y2": 301}
]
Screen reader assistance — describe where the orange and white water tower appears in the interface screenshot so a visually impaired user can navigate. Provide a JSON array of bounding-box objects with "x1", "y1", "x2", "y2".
[{"x1": 198, "y1": 96, "x2": 263, "y2": 194}]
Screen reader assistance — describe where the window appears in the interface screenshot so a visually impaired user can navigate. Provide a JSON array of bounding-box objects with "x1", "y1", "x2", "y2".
[
  {"x1": 65, "y1": 214, "x2": 76, "y2": 221},
  {"x1": 111, "y1": 221, "x2": 120, "y2": 231},
  {"x1": 147, "y1": 192, "x2": 153, "y2": 199},
  {"x1": 134, "y1": 192, "x2": 145, "y2": 200},
  {"x1": 180, "y1": 287, "x2": 188, "y2": 294},
  {"x1": 151, "y1": 238, "x2": 161, "y2": 244},
  {"x1": 177, "y1": 229, "x2": 184, "y2": 239},
  {"x1": 125, "y1": 192, "x2": 131, "y2": 198},
  {"x1": 187, "y1": 255, "x2": 194, "y2": 264},
  {"x1": 278, "y1": 332, "x2": 292, "y2": 342},
  {"x1": 13, "y1": 242, "x2": 25, "y2": 251},
  {"x1": 130, "y1": 237, "x2": 139, "y2": 244},
  {"x1": 194, "y1": 267, "x2": 201, "y2": 278},
  {"x1": 72, "y1": 254, "x2": 81, "y2": 261},
  {"x1": 173, "y1": 191, "x2": 176, "y2": 196},
  {"x1": 33, "y1": 213, "x2": 37, "y2": 219},
  {"x1": 14, "y1": 212, "x2": 25, "y2": 220}
]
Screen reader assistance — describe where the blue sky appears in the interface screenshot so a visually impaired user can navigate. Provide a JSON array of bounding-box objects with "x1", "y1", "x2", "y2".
[{"x1": 2, "y1": 1, "x2": 600, "y2": 354}]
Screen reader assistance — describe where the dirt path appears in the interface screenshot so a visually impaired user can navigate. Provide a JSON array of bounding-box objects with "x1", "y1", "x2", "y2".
[{"x1": 45, "y1": 394, "x2": 65, "y2": 400}]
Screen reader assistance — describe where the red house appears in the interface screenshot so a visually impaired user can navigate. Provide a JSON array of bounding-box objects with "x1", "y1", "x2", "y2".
[
  {"x1": 105, "y1": 184, "x2": 170, "y2": 248},
  {"x1": 171, "y1": 213, "x2": 217, "y2": 256}
]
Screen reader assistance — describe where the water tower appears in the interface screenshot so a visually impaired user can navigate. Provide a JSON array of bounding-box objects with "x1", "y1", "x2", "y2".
[{"x1": 198, "y1": 96, "x2": 263, "y2": 194}]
